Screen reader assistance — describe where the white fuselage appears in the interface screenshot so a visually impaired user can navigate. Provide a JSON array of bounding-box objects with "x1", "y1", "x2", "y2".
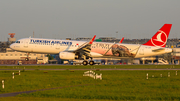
[{"x1": 10, "y1": 38, "x2": 172, "y2": 59}]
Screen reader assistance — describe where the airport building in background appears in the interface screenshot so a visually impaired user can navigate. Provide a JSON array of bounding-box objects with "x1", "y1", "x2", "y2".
[{"x1": 0, "y1": 33, "x2": 48, "y2": 65}]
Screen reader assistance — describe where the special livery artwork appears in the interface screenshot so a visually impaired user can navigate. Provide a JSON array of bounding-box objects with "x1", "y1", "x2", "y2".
[
  {"x1": 91, "y1": 43, "x2": 137, "y2": 58},
  {"x1": 111, "y1": 44, "x2": 135, "y2": 57}
]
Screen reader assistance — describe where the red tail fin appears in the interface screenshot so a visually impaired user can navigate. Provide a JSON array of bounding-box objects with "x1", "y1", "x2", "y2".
[
  {"x1": 119, "y1": 37, "x2": 124, "y2": 43},
  {"x1": 143, "y1": 24, "x2": 172, "y2": 47}
]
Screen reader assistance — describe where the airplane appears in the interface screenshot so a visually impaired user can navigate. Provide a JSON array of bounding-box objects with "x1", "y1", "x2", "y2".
[{"x1": 10, "y1": 24, "x2": 172, "y2": 65}]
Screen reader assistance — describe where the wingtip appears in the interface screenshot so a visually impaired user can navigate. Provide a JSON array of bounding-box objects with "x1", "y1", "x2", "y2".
[
  {"x1": 119, "y1": 37, "x2": 124, "y2": 43},
  {"x1": 93, "y1": 35, "x2": 96, "y2": 38},
  {"x1": 89, "y1": 35, "x2": 96, "y2": 44}
]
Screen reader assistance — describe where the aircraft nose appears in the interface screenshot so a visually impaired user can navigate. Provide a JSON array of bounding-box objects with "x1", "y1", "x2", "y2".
[{"x1": 10, "y1": 44, "x2": 15, "y2": 50}]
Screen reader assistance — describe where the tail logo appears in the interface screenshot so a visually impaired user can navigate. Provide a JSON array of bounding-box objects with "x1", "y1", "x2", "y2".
[{"x1": 151, "y1": 30, "x2": 167, "y2": 47}]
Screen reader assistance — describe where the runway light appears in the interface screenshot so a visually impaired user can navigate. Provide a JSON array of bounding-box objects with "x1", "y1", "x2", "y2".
[
  {"x1": 146, "y1": 73, "x2": 148, "y2": 80},
  {"x1": 12, "y1": 72, "x2": 14, "y2": 79},
  {"x1": 2, "y1": 80, "x2": 4, "y2": 89},
  {"x1": 168, "y1": 72, "x2": 170, "y2": 77}
]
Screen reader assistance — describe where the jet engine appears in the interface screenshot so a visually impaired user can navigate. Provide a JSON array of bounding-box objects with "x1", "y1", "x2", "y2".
[{"x1": 59, "y1": 52, "x2": 78, "y2": 60}]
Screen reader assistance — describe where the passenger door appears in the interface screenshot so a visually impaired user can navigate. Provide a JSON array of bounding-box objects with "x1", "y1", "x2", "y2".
[{"x1": 24, "y1": 39, "x2": 28, "y2": 48}]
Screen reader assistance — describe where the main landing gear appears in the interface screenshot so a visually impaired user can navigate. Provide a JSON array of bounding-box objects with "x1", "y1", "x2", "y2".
[
  {"x1": 89, "y1": 60, "x2": 94, "y2": 65},
  {"x1": 82, "y1": 60, "x2": 94, "y2": 65},
  {"x1": 82, "y1": 60, "x2": 88, "y2": 65},
  {"x1": 82, "y1": 58, "x2": 94, "y2": 66}
]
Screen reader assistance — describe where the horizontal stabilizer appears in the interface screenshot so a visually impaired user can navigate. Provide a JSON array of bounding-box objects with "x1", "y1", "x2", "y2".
[{"x1": 152, "y1": 48, "x2": 165, "y2": 52}]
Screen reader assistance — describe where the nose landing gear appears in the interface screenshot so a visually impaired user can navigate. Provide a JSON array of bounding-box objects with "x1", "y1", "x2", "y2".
[
  {"x1": 25, "y1": 53, "x2": 29, "y2": 61},
  {"x1": 25, "y1": 58, "x2": 29, "y2": 61}
]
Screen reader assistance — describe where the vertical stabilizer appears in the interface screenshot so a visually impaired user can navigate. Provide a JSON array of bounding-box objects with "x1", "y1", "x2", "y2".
[{"x1": 143, "y1": 24, "x2": 172, "y2": 47}]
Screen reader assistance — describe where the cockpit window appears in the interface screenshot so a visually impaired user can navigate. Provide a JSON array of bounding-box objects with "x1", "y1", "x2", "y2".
[{"x1": 15, "y1": 41, "x2": 20, "y2": 43}]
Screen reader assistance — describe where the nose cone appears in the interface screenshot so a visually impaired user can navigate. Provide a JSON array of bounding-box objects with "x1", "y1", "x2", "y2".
[{"x1": 10, "y1": 43, "x2": 15, "y2": 50}]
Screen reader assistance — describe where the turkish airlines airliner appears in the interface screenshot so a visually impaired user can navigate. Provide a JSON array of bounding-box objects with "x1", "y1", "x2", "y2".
[{"x1": 10, "y1": 24, "x2": 172, "y2": 65}]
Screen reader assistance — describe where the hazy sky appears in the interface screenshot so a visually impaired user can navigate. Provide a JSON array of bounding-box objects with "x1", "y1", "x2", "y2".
[{"x1": 0, "y1": 0, "x2": 180, "y2": 41}]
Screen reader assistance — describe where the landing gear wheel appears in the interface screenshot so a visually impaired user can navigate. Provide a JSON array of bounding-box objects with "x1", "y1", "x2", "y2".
[
  {"x1": 82, "y1": 60, "x2": 88, "y2": 65},
  {"x1": 89, "y1": 61, "x2": 94, "y2": 65},
  {"x1": 25, "y1": 58, "x2": 29, "y2": 61}
]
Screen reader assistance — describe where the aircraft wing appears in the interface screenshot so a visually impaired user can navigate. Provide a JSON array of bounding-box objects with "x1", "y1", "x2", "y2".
[{"x1": 69, "y1": 35, "x2": 96, "y2": 58}]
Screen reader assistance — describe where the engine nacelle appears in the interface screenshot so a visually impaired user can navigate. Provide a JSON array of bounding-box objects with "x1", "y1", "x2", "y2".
[{"x1": 59, "y1": 52, "x2": 76, "y2": 60}]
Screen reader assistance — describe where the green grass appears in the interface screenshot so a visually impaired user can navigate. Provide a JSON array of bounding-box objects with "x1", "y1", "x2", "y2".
[
  {"x1": 0, "y1": 97, "x2": 115, "y2": 101},
  {"x1": 1, "y1": 68, "x2": 180, "y2": 100},
  {"x1": 0, "y1": 64, "x2": 179, "y2": 69}
]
